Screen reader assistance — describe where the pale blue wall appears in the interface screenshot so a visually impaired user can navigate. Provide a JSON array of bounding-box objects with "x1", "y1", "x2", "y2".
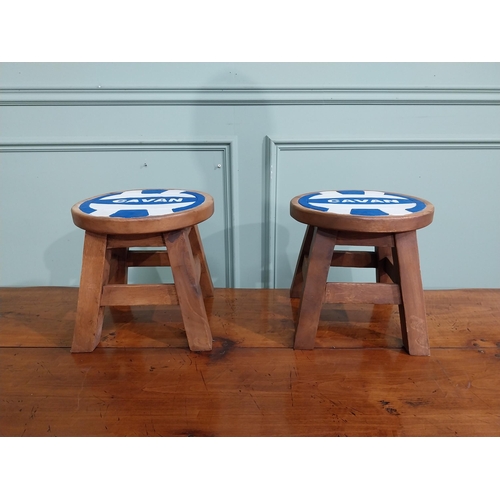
[{"x1": 1, "y1": 63, "x2": 499, "y2": 289}]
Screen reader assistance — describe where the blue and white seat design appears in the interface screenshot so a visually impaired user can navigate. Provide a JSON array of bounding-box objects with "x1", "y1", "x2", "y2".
[
  {"x1": 298, "y1": 190, "x2": 427, "y2": 217},
  {"x1": 79, "y1": 189, "x2": 205, "y2": 219}
]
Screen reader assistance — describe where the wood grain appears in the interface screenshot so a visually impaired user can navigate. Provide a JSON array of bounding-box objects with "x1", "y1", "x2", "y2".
[
  {"x1": 189, "y1": 225, "x2": 215, "y2": 299},
  {"x1": 126, "y1": 250, "x2": 170, "y2": 267},
  {"x1": 294, "y1": 228, "x2": 336, "y2": 349},
  {"x1": 71, "y1": 232, "x2": 110, "y2": 353},
  {"x1": 394, "y1": 231, "x2": 430, "y2": 355},
  {"x1": 164, "y1": 228, "x2": 212, "y2": 351},
  {"x1": 1, "y1": 288, "x2": 499, "y2": 350},
  {"x1": 1, "y1": 287, "x2": 499, "y2": 436},
  {"x1": 289, "y1": 209, "x2": 431, "y2": 354},
  {"x1": 324, "y1": 282, "x2": 401, "y2": 305},
  {"x1": 290, "y1": 225, "x2": 315, "y2": 298},
  {"x1": 100, "y1": 284, "x2": 179, "y2": 306},
  {"x1": 1, "y1": 347, "x2": 499, "y2": 437}
]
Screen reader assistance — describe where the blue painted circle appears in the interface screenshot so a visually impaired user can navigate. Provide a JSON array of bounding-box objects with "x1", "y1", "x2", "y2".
[
  {"x1": 298, "y1": 190, "x2": 427, "y2": 217},
  {"x1": 79, "y1": 189, "x2": 205, "y2": 218}
]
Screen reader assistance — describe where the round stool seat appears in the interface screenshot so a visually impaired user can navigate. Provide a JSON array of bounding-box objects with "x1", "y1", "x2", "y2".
[
  {"x1": 72, "y1": 189, "x2": 214, "y2": 235},
  {"x1": 291, "y1": 190, "x2": 434, "y2": 233}
]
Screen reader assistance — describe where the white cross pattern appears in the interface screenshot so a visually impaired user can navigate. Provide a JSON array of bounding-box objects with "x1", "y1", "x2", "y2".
[
  {"x1": 80, "y1": 189, "x2": 203, "y2": 218},
  {"x1": 302, "y1": 190, "x2": 425, "y2": 216}
]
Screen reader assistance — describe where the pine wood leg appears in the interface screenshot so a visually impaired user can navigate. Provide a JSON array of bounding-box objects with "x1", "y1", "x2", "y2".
[
  {"x1": 108, "y1": 247, "x2": 134, "y2": 321},
  {"x1": 394, "y1": 231, "x2": 430, "y2": 356},
  {"x1": 164, "y1": 228, "x2": 212, "y2": 351},
  {"x1": 71, "y1": 232, "x2": 110, "y2": 353},
  {"x1": 290, "y1": 225, "x2": 315, "y2": 298},
  {"x1": 376, "y1": 245, "x2": 393, "y2": 284},
  {"x1": 294, "y1": 228, "x2": 336, "y2": 350},
  {"x1": 188, "y1": 225, "x2": 214, "y2": 298},
  {"x1": 109, "y1": 248, "x2": 128, "y2": 284}
]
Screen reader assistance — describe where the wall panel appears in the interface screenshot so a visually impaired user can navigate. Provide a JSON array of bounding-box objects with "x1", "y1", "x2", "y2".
[
  {"x1": 266, "y1": 138, "x2": 500, "y2": 289},
  {"x1": 0, "y1": 141, "x2": 235, "y2": 287},
  {"x1": 1, "y1": 63, "x2": 498, "y2": 288}
]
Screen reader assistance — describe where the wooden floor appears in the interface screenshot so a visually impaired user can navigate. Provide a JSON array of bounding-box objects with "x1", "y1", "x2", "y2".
[{"x1": 1, "y1": 287, "x2": 499, "y2": 436}]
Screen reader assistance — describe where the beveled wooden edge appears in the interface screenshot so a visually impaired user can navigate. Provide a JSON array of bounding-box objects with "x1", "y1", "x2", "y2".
[
  {"x1": 71, "y1": 190, "x2": 214, "y2": 234},
  {"x1": 290, "y1": 192, "x2": 434, "y2": 233}
]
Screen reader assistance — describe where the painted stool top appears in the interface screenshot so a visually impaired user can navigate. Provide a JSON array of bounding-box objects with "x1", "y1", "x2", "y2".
[
  {"x1": 291, "y1": 190, "x2": 434, "y2": 233},
  {"x1": 78, "y1": 189, "x2": 206, "y2": 219},
  {"x1": 298, "y1": 190, "x2": 427, "y2": 217},
  {"x1": 72, "y1": 189, "x2": 214, "y2": 235}
]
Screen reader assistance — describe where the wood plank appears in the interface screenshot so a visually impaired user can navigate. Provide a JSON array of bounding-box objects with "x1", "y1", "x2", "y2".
[
  {"x1": 2, "y1": 347, "x2": 499, "y2": 437},
  {"x1": 290, "y1": 225, "x2": 315, "y2": 298},
  {"x1": 376, "y1": 246, "x2": 394, "y2": 284},
  {"x1": 1, "y1": 288, "x2": 500, "y2": 350},
  {"x1": 189, "y1": 225, "x2": 215, "y2": 299},
  {"x1": 325, "y1": 283, "x2": 401, "y2": 304},
  {"x1": 381, "y1": 255, "x2": 399, "y2": 284},
  {"x1": 394, "y1": 231, "x2": 430, "y2": 356},
  {"x1": 294, "y1": 228, "x2": 336, "y2": 349},
  {"x1": 101, "y1": 284, "x2": 178, "y2": 306},
  {"x1": 335, "y1": 232, "x2": 395, "y2": 247},
  {"x1": 107, "y1": 234, "x2": 166, "y2": 248},
  {"x1": 164, "y1": 228, "x2": 213, "y2": 351},
  {"x1": 71, "y1": 232, "x2": 110, "y2": 353},
  {"x1": 4, "y1": 270, "x2": 498, "y2": 438},
  {"x1": 109, "y1": 248, "x2": 128, "y2": 284},
  {"x1": 331, "y1": 250, "x2": 377, "y2": 268},
  {"x1": 126, "y1": 250, "x2": 170, "y2": 267}
]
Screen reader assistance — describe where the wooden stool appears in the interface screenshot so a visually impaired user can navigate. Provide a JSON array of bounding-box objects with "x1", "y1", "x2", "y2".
[
  {"x1": 290, "y1": 190, "x2": 434, "y2": 355},
  {"x1": 70, "y1": 189, "x2": 215, "y2": 353}
]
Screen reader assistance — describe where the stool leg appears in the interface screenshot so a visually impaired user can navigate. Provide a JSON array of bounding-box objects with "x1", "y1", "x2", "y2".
[
  {"x1": 164, "y1": 228, "x2": 212, "y2": 351},
  {"x1": 108, "y1": 248, "x2": 135, "y2": 322},
  {"x1": 294, "y1": 228, "x2": 336, "y2": 349},
  {"x1": 290, "y1": 224, "x2": 315, "y2": 298},
  {"x1": 394, "y1": 231, "x2": 430, "y2": 356},
  {"x1": 109, "y1": 248, "x2": 128, "y2": 284},
  {"x1": 189, "y1": 225, "x2": 214, "y2": 298},
  {"x1": 71, "y1": 232, "x2": 110, "y2": 353},
  {"x1": 376, "y1": 245, "x2": 394, "y2": 284}
]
